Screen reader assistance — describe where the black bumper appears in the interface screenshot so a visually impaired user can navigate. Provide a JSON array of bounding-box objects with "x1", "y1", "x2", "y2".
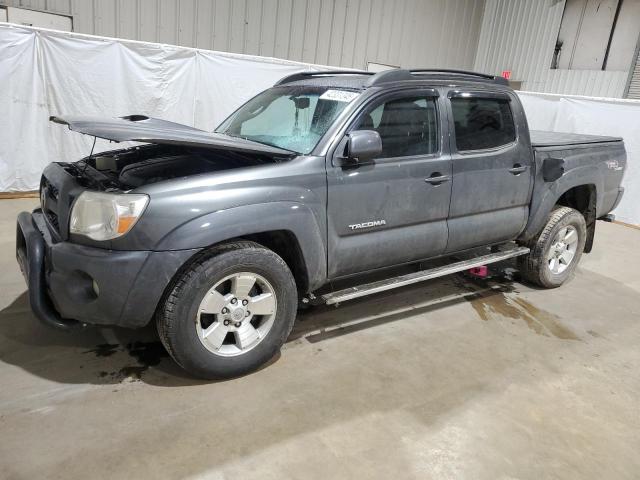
[
  {"x1": 16, "y1": 210, "x2": 200, "y2": 330},
  {"x1": 16, "y1": 210, "x2": 80, "y2": 330}
]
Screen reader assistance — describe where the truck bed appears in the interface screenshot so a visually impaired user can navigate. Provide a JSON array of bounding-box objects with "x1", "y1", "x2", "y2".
[{"x1": 530, "y1": 130, "x2": 622, "y2": 148}]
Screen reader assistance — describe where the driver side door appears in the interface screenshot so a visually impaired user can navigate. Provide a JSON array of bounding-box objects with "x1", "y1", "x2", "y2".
[{"x1": 326, "y1": 90, "x2": 452, "y2": 278}]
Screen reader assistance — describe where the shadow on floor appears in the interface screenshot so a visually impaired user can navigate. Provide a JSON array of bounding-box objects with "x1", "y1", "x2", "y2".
[
  {"x1": 0, "y1": 292, "x2": 212, "y2": 387},
  {"x1": 0, "y1": 265, "x2": 527, "y2": 387}
]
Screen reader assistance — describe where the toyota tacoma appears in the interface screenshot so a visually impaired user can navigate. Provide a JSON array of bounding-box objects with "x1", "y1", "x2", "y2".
[{"x1": 17, "y1": 69, "x2": 626, "y2": 378}]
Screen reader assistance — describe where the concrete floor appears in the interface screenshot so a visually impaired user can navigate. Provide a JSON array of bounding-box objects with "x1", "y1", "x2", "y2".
[{"x1": 1, "y1": 198, "x2": 640, "y2": 480}]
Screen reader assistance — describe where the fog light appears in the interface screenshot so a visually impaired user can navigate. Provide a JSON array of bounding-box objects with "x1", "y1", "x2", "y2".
[{"x1": 67, "y1": 271, "x2": 98, "y2": 303}]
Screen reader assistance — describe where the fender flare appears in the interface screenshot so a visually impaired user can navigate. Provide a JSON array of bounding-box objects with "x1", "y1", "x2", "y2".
[
  {"x1": 520, "y1": 164, "x2": 602, "y2": 241},
  {"x1": 155, "y1": 201, "x2": 327, "y2": 290}
]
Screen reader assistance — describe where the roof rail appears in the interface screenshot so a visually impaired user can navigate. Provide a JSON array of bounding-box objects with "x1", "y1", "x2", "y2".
[
  {"x1": 408, "y1": 69, "x2": 509, "y2": 85},
  {"x1": 365, "y1": 68, "x2": 509, "y2": 87},
  {"x1": 274, "y1": 69, "x2": 373, "y2": 86},
  {"x1": 364, "y1": 69, "x2": 413, "y2": 86}
]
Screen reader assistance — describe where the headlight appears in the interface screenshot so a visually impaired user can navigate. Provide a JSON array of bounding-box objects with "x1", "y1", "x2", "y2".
[{"x1": 70, "y1": 191, "x2": 149, "y2": 241}]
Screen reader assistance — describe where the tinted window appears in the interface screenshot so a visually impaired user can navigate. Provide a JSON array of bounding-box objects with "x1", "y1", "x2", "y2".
[
  {"x1": 354, "y1": 96, "x2": 438, "y2": 158},
  {"x1": 451, "y1": 97, "x2": 515, "y2": 151}
]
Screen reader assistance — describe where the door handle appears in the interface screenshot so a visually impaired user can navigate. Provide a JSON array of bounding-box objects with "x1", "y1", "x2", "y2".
[
  {"x1": 508, "y1": 164, "x2": 528, "y2": 175},
  {"x1": 425, "y1": 173, "x2": 451, "y2": 185}
]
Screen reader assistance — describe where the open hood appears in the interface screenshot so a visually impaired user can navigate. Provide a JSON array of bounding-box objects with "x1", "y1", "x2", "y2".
[{"x1": 50, "y1": 115, "x2": 295, "y2": 156}]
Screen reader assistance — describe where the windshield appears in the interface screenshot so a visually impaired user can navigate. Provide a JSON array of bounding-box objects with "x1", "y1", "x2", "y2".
[{"x1": 216, "y1": 86, "x2": 360, "y2": 154}]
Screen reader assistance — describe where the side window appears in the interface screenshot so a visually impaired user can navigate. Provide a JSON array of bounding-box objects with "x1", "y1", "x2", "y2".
[
  {"x1": 353, "y1": 96, "x2": 438, "y2": 158},
  {"x1": 451, "y1": 97, "x2": 516, "y2": 151}
]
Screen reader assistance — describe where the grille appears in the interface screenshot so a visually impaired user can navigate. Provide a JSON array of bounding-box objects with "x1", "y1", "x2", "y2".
[
  {"x1": 40, "y1": 176, "x2": 61, "y2": 236},
  {"x1": 43, "y1": 178, "x2": 59, "y2": 199},
  {"x1": 45, "y1": 210, "x2": 60, "y2": 232}
]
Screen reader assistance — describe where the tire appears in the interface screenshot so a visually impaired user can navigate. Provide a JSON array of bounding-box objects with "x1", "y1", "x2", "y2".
[
  {"x1": 519, "y1": 206, "x2": 586, "y2": 288},
  {"x1": 157, "y1": 241, "x2": 298, "y2": 379}
]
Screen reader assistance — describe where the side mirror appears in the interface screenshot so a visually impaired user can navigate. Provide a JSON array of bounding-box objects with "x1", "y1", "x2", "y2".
[{"x1": 336, "y1": 130, "x2": 382, "y2": 167}]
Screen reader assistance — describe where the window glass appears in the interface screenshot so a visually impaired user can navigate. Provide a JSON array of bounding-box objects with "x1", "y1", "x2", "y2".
[
  {"x1": 216, "y1": 86, "x2": 359, "y2": 154},
  {"x1": 451, "y1": 97, "x2": 515, "y2": 151},
  {"x1": 239, "y1": 95, "x2": 319, "y2": 138},
  {"x1": 354, "y1": 96, "x2": 438, "y2": 158}
]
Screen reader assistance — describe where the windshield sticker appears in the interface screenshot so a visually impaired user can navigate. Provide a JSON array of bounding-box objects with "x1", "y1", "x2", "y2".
[{"x1": 320, "y1": 90, "x2": 359, "y2": 102}]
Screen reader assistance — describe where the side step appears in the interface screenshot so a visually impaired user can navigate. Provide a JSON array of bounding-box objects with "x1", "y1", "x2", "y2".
[{"x1": 322, "y1": 246, "x2": 530, "y2": 305}]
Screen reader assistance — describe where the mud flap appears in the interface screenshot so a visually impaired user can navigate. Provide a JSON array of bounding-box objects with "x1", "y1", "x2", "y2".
[{"x1": 584, "y1": 220, "x2": 595, "y2": 253}]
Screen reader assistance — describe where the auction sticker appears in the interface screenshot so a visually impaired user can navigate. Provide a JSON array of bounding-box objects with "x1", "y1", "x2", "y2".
[{"x1": 320, "y1": 90, "x2": 359, "y2": 102}]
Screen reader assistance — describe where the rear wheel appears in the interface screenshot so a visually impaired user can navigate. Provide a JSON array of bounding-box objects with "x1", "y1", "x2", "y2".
[
  {"x1": 519, "y1": 207, "x2": 586, "y2": 288},
  {"x1": 157, "y1": 241, "x2": 297, "y2": 379}
]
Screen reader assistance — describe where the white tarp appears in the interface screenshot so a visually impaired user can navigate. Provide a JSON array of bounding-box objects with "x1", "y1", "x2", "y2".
[
  {"x1": 2, "y1": 24, "x2": 639, "y2": 226},
  {"x1": 0, "y1": 23, "x2": 325, "y2": 192},
  {"x1": 518, "y1": 92, "x2": 640, "y2": 226}
]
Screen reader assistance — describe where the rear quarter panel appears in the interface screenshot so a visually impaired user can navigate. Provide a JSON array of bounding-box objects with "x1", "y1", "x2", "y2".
[{"x1": 521, "y1": 141, "x2": 626, "y2": 240}]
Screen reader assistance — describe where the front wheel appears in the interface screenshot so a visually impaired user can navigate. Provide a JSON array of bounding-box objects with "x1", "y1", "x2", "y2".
[
  {"x1": 157, "y1": 241, "x2": 298, "y2": 379},
  {"x1": 518, "y1": 207, "x2": 586, "y2": 288}
]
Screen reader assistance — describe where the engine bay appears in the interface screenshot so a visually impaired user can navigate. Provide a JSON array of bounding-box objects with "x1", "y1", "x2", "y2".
[{"x1": 68, "y1": 144, "x2": 288, "y2": 190}]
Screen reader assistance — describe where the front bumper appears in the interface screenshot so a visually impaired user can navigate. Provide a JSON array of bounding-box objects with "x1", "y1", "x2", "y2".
[{"x1": 16, "y1": 209, "x2": 200, "y2": 330}]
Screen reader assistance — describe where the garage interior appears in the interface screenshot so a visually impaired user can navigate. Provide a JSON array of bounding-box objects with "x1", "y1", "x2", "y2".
[{"x1": 2, "y1": 0, "x2": 640, "y2": 479}]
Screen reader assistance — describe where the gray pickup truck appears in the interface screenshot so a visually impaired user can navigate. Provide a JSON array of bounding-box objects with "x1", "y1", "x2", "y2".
[{"x1": 17, "y1": 69, "x2": 626, "y2": 379}]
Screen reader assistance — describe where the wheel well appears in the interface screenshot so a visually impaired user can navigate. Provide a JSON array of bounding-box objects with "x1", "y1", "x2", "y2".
[
  {"x1": 556, "y1": 184, "x2": 597, "y2": 252},
  {"x1": 556, "y1": 184, "x2": 596, "y2": 219},
  {"x1": 239, "y1": 230, "x2": 310, "y2": 294},
  {"x1": 151, "y1": 231, "x2": 310, "y2": 328}
]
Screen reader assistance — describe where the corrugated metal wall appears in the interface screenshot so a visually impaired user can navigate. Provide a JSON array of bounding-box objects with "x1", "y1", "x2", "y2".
[
  {"x1": 1, "y1": 0, "x2": 485, "y2": 70},
  {"x1": 474, "y1": 0, "x2": 630, "y2": 97},
  {"x1": 627, "y1": 47, "x2": 640, "y2": 98}
]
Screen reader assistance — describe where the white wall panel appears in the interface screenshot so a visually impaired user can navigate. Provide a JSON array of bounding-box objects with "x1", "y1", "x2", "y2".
[
  {"x1": 5, "y1": 5, "x2": 71, "y2": 29},
  {"x1": 474, "y1": 0, "x2": 631, "y2": 98},
  {"x1": 0, "y1": 0, "x2": 485, "y2": 69}
]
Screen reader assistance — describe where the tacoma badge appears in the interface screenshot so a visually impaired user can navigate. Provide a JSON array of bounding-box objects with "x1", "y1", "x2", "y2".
[{"x1": 348, "y1": 220, "x2": 387, "y2": 230}]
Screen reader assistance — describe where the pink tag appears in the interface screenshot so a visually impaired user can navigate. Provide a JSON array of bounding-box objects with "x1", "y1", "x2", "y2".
[{"x1": 468, "y1": 266, "x2": 488, "y2": 278}]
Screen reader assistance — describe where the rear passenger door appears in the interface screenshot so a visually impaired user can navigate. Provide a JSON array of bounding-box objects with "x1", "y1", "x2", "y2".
[
  {"x1": 445, "y1": 90, "x2": 533, "y2": 252},
  {"x1": 326, "y1": 90, "x2": 452, "y2": 278}
]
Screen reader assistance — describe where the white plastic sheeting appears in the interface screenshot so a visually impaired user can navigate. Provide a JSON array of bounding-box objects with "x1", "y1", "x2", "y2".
[
  {"x1": 0, "y1": 23, "x2": 325, "y2": 192},
  {"x1": 2, "y1": 24, "x2": 639, "y2": 226},
  {"x1": 518, "y1": 92, "x2": 640, "y2": 226}
]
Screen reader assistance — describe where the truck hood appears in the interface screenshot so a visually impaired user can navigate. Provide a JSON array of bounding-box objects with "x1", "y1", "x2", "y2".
[{"x1": 50, "y1": 115, "x2": 295, "y2": 156}]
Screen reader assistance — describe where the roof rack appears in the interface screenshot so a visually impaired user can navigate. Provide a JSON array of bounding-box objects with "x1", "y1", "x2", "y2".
[
  {"x1": 365, "y1": 68, "x2": 509, "y2": 87},
  {"x1": 410, "y1": 69, "x2": 509, "y2": 85},
  {"x1": 274, "y1": 70, "x2": 373, "y2": 86},
  {"x1": 274, "y1": 68, "x2": 509, "y2": 88}
]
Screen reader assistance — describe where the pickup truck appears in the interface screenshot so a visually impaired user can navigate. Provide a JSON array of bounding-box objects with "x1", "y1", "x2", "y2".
[{"x1": 16, "y1": 69, "x2": 626, "y2": 379}]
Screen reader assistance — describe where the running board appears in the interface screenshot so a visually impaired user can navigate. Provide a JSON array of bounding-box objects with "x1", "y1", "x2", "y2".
[{"x1": 322, "y1": 246, "x2": 530, "y2": 305}]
